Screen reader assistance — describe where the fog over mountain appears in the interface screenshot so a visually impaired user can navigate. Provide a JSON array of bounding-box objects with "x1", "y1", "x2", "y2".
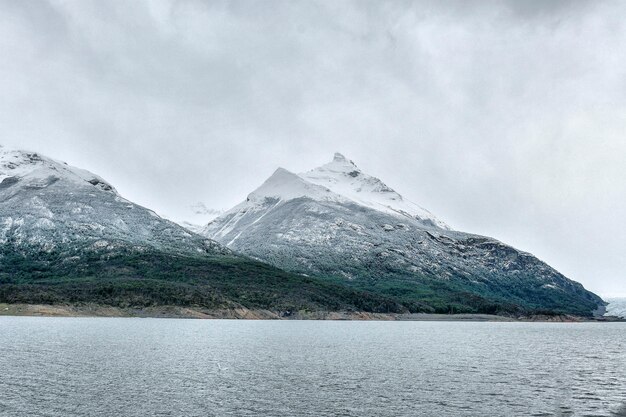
[{"x1": 1, "y1": 0, "x2": 624, "y2": 296}]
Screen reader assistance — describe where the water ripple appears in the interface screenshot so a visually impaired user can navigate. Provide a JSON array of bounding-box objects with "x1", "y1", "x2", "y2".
[{"x1": 0, "y1": 319, "x2": 624, "y2": 416}]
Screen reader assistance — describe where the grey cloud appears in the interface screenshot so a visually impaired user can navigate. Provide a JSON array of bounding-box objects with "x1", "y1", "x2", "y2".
[{"x1": 1, "y1": 0, "x2": 624, "y2": 296}]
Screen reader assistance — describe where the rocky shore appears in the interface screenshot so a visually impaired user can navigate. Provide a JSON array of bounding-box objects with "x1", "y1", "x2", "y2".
[{"x1": 1, "y1": 303, "x2": 623, "y2": 322}]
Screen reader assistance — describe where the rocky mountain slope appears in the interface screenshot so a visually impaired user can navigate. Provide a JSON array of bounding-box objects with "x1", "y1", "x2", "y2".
[
  {"x1": 0, "y1": 146, "x2": 405, "y2": 314},
  {"x1": 202, "y1": 153, "x2": 603, "y2": 316},
  {"x1": 0, "y1": 146, "x2": 224, "y2": 256}
]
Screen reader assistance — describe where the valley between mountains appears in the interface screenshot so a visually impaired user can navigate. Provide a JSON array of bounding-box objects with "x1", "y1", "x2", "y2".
[{"x1": 0, "y1": 146, "x2": 606, "y2": 319}]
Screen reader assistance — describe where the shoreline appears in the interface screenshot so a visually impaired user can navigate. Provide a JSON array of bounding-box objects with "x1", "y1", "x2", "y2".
[{"x1": 1, "y1": 303, "x2": 624, "y2": 322}]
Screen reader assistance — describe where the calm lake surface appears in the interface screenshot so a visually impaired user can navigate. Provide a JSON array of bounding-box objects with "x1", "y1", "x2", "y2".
[{"x1": 1, "y1": 318, "x2": 625, "y2": 417}]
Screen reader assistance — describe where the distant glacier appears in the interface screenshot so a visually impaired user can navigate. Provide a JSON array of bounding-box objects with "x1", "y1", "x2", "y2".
[{"x1": 606, "y1": 298, "x2": 626, "y2": 318}]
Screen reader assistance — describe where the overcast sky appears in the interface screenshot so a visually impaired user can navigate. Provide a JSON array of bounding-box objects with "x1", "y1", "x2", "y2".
[{"x1": 1, "y1": 0, "x2": 625, "y2": 296}]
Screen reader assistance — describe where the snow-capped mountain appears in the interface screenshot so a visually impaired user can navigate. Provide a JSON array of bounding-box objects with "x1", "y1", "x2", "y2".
[
  {"x1": 1, "y1": 146, "x2": 410, "y2": 315},
  {"x1": 0, "y1": 146, "x2": 224, "y2": 256},
  {"x1": 202, "y1": 153, "x2": 603, "y2": 315},
  {"x1": 207, "y1": 153, "x2": 447, "y2": 243},
  {"x1": 301, "y1": 153, "x2": 449, "y2": 229}
]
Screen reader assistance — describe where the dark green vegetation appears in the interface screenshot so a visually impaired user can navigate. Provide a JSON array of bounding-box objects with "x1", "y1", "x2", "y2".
[
  {"x1": 301, "y1": 245, "x2": 604, "y2": 317},
  {"x1": 0, "y1": 244, "x2": 601, "y2": 317},
  {"x1": 0, "y1": 247, "x2": 409, "y2": 314},
  {"x1": 322, "y1": 273, "x2": 601, "y2": 317}
]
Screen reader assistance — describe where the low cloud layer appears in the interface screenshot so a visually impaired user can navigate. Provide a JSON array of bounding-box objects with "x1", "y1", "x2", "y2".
[{"x1": 1, "y1": 0, "x2": 625, "y2": 296}]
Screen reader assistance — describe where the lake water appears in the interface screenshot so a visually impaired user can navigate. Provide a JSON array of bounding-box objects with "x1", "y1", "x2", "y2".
[{"x1": 1, "y1": 318, "x2": 625, "y2": 417}]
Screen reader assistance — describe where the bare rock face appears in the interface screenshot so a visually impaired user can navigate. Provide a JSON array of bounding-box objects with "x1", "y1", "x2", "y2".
[{"x1": 202, "y1": 153, "x2": 603, "y2": 316}]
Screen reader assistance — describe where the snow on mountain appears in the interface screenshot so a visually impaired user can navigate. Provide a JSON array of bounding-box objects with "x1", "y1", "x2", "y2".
[
  {"x1": 248, "y1": 167, "x2": 347, "y2": 204},
  {"x1": 301, "y1": 153, "x2": 449, "y2": 229},
  {"x1": 605, "y1": 298, "x2": 626, "y2": 318},
  {"x1": 206, "y1": 167, "x2": 351, "y2": 243},
  {"x1": 0, "y1": 146, "x2": 118, "y2": 195},
  {"x1": 0, "y1": 145, "x2": 224, "y2": 256},
  {"x1": 204, "y1": 154, "x2": 447, "y2": 244},
  {"x1": 202, "y1": 152, "x2": 603, "y2": 315}
]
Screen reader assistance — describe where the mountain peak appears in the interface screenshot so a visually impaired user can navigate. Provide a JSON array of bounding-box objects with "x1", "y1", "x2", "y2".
[
  {"x1": 1, "y1": 146, "x2": 226, "y2": 257},
  {"x1": 333, "y1": 152, "x2": 348, "y2": 162},
  {"x1": 247, "y1": 167, "x2": 336, "y2": 203},
  {"x1": 0, "y1": 146, "x2": 117, "y2": 195},
  {"x1": 210, "y1": 153, "x2": 449, "y2": 231},
  {"x1": 331, "y1": 152, "x2": 357, "y2": 168},
  {"x1": 271, "y1": 166, "x2": 296, "y2": 178},
  {"x1": 261, "y1": 167, "x2": 304, "y2": 188},
  {"x1": 301, "y1": 155, "x2": 449, "y2": 229}
]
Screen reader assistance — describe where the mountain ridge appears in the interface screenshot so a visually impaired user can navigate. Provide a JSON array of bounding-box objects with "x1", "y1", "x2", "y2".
[
  {"x1": 0, "y1": 146, "x2": 604, "y2": 317},
  {"x1": 0, "y1": 146, "x2": 412, "y2": 314},
  {"x1": 0, "y1": 145, "x2": 224, "y2": 256},
  {"x1": 202, "y1": 153, "x2": 603, "y2": 316},
  {"x1": 300, "y1": 152, "x2": 449, "y2": 229}
]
